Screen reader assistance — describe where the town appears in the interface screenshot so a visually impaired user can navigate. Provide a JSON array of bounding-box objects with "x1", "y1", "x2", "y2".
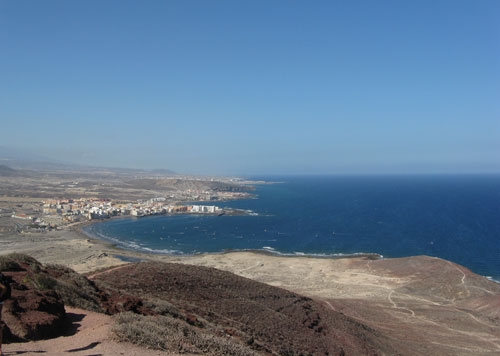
[
  {"x1": 10, "y1": 198, "x2": 238, "y2": 232},
  {"x1": 0, "y1": 167, "x2": 257, "y2": 234},
  {"x1": 42, "y1": 198, "x2": 225, "y2": 220}
]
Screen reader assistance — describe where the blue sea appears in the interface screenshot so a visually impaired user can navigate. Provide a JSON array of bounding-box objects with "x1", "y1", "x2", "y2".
[{"x1": 84, "y1": 175, "x2": 500, "y2": 281}]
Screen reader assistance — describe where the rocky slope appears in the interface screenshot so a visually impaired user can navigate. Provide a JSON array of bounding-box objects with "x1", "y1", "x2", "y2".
[
  {"x1": 0, "y1": 254, "x2": 148, "y2": 342},
  {"x1": 1, "y1": 253, "x2": 499, "y2": 355},
  {"x1": 178, "y1": 252, "x2": 500, "y2": 355},
  {"x1": 1, "y1": 254, "x2": 397, "y2": 355},
  {"x1": 93, "y1": 261, "x2": 400, "y2": 356}
]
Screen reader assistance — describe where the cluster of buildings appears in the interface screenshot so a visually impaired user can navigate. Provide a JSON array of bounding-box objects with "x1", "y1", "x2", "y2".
[
  {"x1": 11, "y1": 213, "x2": 54, "y2": 230},
  {"x1": 41, "y1": 198, "x2": 223, "y2": 221},
  {"x1": 191, "y1": 205, "x2": 219, "y2": 213}
]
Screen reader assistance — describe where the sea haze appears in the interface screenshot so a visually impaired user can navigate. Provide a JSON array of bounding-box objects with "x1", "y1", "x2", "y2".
[{"x1": 84, "y1": 175, "x2": 500, "y2": 280}]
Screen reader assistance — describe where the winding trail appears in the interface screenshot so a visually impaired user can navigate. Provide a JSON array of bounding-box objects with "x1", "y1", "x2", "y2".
[
  {"x1": 387, "y1": 290, "x2": 416, "y2": 317},
  {"x1": 87, "y1": 263, "x2": 131, "y2": 280}
]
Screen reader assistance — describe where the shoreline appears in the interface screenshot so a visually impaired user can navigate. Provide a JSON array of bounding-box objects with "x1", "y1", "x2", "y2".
[
  {"x1": 2, "y1": 214, "x2": 387, "y2": 275},
  {"x1": 4, "y1": 216, "x2": 499, "y2": 284},
  {"x1": 0, "y1": 206, "x2": 498, "y2": 285},
  {"x1": 71, "y1": 206, "x2": 256, "y2": 235},
  {"x1": 2, "y1": 221, "x2": 500, "y2": 355},
  {"x1": 72, "y1": 218, "x2": 499, "y2": 283},
  {"x1": 77, "y1": 217, "x2": 384, "y2": 261}
]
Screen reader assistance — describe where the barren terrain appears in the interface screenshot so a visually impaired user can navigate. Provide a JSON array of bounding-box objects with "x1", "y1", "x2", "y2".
[
  {"x1": 178, "y1": 253, "x2": 500, "y2": 355},
  {"x1": 1, "y1": 227, "x2": 499, "y2": 355},
  {"x1": 0, "y1": 170, "x2": 253, "y2": 201},
  {"x1": 1, "y1": 167, "x2": 499, "y2": 355}
]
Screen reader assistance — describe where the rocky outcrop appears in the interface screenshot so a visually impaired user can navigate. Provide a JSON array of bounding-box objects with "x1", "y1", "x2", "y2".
[
  {"x1": 1, "y1": 288, "x2": 66, "y2": 341},
  {"x1": 0, "y1": 257, "x2": 67, "y2": 342},
  {"x1": 99, "y1": 291, "x2": 155, "y2": 316},
  {"x1": 0, "y1": 254, "x2": 157, "y2": 342}
]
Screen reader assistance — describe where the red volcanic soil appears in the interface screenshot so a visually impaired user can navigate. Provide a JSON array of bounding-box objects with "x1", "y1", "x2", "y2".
[
  {"x1": 1, "y1": 262, "x2": 67, "y2": 341},
  {"x1": 2, "y1": 254, "x2": 499, "y2": 355},
  {"x1": 93, "y1": 262, "x2": 401, "y2": 356}
]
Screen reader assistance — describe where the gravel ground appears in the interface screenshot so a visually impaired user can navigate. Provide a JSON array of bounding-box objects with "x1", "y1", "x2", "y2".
[{"x1": 3, "y1": 307, "x2": 185, "y2": 356}]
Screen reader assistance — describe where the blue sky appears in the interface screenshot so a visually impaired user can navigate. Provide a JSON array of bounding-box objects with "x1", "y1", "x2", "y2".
[{"x1": 1, "y1": 0, "x2": 499, "y2": 175}]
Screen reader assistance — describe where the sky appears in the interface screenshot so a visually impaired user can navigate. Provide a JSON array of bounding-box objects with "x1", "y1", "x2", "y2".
[{"x1": 0, "y1": 0, "x2": 499, "y2": 175}]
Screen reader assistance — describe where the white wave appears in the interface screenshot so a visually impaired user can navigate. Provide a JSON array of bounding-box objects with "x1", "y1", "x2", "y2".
[
  {"x1": 486, "y1": 276, "x2": 500, "y2": 284},
  {"x1": 258, "y1": 249, "x2": 383, "y2": 259},
  {"x1": 83, "y1": 226, "x2": 383, "y2": 259},
  {"x1": 83, "y1": 226, "x2": 184, "y2": 255},
  {"x1": 142, "y1": 247, "x2": 182, "y2": 255}
]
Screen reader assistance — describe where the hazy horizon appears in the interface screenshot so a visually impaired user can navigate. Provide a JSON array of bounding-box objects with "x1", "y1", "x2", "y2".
[{"x1": 1, "y1": 1, "x2": 499, "y2": 175}]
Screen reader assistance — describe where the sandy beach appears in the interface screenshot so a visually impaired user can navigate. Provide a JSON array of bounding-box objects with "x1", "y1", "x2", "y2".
[
  {"x1": 1, "y1": 222, "x2": 500, "y2": 355},
  {"x1": 0, "y1": 221, "x2": 497, "y2": 301},
  {"x1": 0, "y1": 225, "x2": 131, "y2": 273},
  {"x1": 1, "y1": 220, "x2": 386, "y2": 296}
]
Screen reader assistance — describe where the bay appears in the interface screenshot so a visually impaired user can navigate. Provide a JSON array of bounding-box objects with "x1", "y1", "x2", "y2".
[{"x1": 84, "y1": 175, "x2": 500, "y2": 280}]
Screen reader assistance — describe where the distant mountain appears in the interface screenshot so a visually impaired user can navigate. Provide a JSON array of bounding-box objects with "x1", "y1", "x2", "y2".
[
  {"x1": 0, "y1": 146, "x2": 177, "y2": 176},
  {"x1": 0, "y1": 146, "x2": 58, "y2": 163},
  {"x1": 0, "y1": 165, "x2": 18, "y2": 176},
  {"x1": 0, "y1": 146, "x2": 69, "y2": 171},
  {"x1": 88, "y1": 166, "x2": 177, "y2": 176},
  {"x1": 150, "y1": 168, "x2": 177, "y2": 175}
]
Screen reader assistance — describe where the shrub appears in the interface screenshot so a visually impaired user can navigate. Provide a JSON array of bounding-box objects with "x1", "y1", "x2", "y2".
[
  {"x1": 0, "y1": 253, "x2": 41, "y2": 272},
  {"x1": 0, "y1": 258, "x2": 21, "y2": 272},
  {"x1": 31, "y1": 274, "x2": 57, "y2": 290},
  {"x1": 1, "y1": 253, "x2": 40, "y2": 267},
  {"x1": 143, "y1": 298, "x2": 181, "y2": 318},
  {"x1": 112, "y1": 312, "x2": 258, "y2": 356},
  {"x1": 45, "y1": 264, "x2": 104, "y2": 312}
]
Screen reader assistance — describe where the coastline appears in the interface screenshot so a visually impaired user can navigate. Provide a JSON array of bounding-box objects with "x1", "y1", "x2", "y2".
[
  {"x1": 6, "y1": 218, "x2": 500, "y2": 295},
  {"x1": 3, "y1": 218, "x2": 500, "y2": 355},
  {"x1": 79, "y1": 217, "x2": 384, "y2": 262},
  {"x1": 5, "y1": 174, "x2": 500, "y2": 283},
  {"x1": 3, "y1": 216, "x2": 499, "y2": 285},
  {"x1": 2, "y1": 214, "x2": 387, "y2": 275}
]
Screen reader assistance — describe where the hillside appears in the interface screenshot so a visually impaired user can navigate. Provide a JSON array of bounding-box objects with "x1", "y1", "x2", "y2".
[
  {"x1": 93, "y1": 262, "x2": 399, "y2": 356},
  {"x1": 1, "y1": 252, "x2": 499, "y2": 355},
  {"x1": 0, "y1": 254, "x2": 395, "y2": 356},
  {"x1": 178, "y1": 252, "x2": 500, "y2": 355}
]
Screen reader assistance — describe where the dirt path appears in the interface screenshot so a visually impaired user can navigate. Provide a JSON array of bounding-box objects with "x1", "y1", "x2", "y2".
[
  {"x1": 87, "y1": 264, "x2": 131, "y2": 280},
  {"x1": 3, "y1": 307, "x2": 176, "y2": 356}
]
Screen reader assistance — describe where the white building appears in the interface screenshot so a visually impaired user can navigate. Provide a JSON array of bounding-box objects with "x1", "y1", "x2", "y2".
[{"x1": 191, "y1": 205, "x2": 219, "y2": 213}]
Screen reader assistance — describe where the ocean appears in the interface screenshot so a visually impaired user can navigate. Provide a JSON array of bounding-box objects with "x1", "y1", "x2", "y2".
[{"x1": 83, "y1": 175, "x2": 500, "y2": 281}]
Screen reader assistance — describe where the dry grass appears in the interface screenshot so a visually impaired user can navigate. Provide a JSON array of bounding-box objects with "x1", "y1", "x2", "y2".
[
  {"x1": 142, "y1": 298, "x2": 181, "y2": 318},
  {"x1": 29, "y1": 274, "x2": 57, "y2": 290},
  {"x1": 44, "y1": 264, "x2": 105, "y2": 312},
  {"x1": 112, "y1": 312, "x2": 259, "y2": 356},
  {"x1": 0, "y1": 253, "x2": 40, "y2": 272}
]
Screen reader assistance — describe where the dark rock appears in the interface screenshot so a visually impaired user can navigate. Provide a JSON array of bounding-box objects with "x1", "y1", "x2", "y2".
[
  {"x1": 1, "y1": 277, "x2": 67, "y2": 341},
  {"x1": 99, "y1": 291, "x2": 154, "y2": 316}
]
